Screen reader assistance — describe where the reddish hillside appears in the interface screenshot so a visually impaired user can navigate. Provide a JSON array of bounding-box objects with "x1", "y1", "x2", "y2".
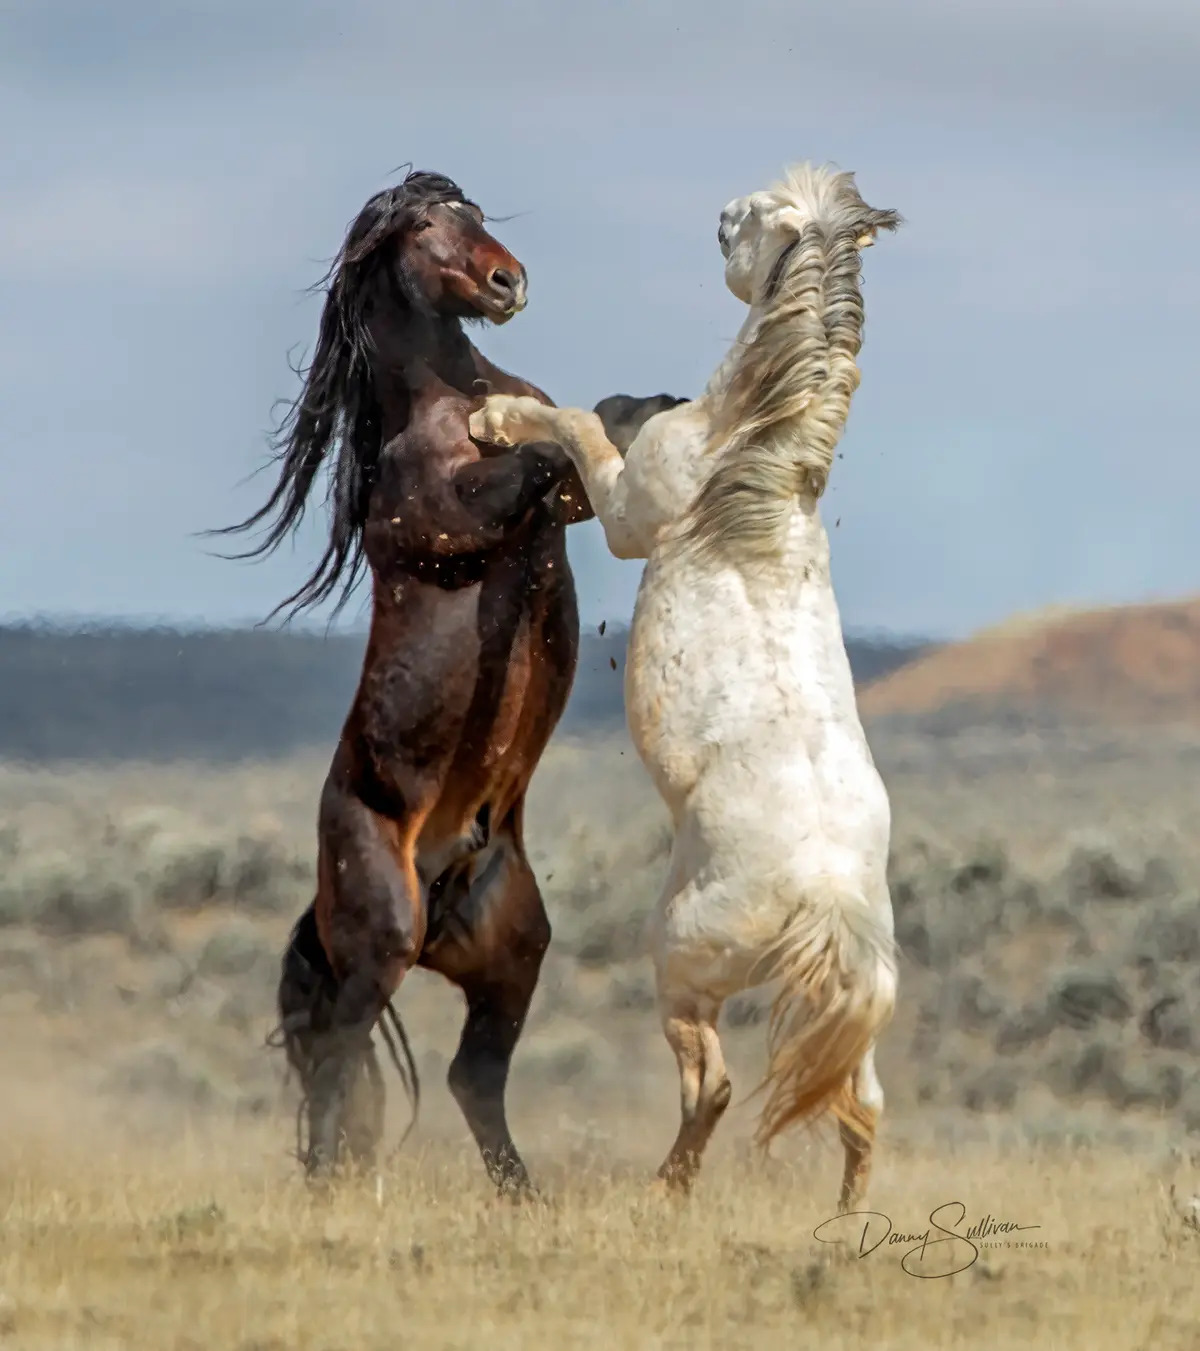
[{"x1": 858, "y1": 595, "x2": 1200, "y2": 725}]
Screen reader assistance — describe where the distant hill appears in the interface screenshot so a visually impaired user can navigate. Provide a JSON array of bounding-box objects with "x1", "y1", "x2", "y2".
[
  {"x1": 859, "y1": 595, "x2": 1200, "y2": 730},
  {"x1": 0, "y1": 622, "x2": 931, "y2": 764}
]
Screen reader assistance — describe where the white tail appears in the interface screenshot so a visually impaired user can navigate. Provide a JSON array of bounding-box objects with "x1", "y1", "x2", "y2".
[
  {"x1": 752, "y1": 877, "x2": 896, "y2": 1148},
  {"x1": 681, "y1": 164, "x2": 901, "y2": 562}
]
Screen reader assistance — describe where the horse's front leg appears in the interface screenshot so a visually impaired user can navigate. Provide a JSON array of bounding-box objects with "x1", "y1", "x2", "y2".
[
  {"x1": 467, "y1": 368, "x2": 594, "y2": 525},
  {"x1": 470, "y1": 396, "x2": 645, "y2": 558},
  {"x1": 469, "y1": 395, "x2": 581, "y2": 458}
]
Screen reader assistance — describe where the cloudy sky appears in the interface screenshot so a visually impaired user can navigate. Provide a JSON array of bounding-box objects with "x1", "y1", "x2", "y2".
[{"x1": 1, "y1": 0, "x2": 1196, "y2": 639}]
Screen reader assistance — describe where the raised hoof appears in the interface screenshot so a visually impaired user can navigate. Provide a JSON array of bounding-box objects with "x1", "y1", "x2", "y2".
[{"x1": 468, "y1": 407, "x2": 512, "y2": 447}]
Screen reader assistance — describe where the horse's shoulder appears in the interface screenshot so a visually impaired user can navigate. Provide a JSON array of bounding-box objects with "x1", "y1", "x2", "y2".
[
  {"x1": 379, "y1": 407, "x2": 479, "y2": 478},
  {"x1": 626, "y1": 405, "x2": 710, "y2": 500}
]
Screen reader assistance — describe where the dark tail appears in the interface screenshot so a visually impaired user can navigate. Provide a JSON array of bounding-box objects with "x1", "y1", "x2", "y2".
[
  {"x1": 377, "y1": 1000, "x2": 420, "y2": 1151},
  {"x1": 266, "y1": 900, "x2": 420, "y2": 1159}
]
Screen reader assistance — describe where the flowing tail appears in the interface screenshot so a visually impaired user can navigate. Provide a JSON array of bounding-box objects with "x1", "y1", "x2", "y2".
[
  {"x1": 751, "y1": 877, "x2": 897, "y2": 1148},
  {"x1": 681, "y1": 163, "x2": 902, "y2": 562}
]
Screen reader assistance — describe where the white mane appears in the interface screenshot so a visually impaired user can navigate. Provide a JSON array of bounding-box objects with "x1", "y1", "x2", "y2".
[{"x1": 682, "y1": 163, "x2": 901, "y2": 562}]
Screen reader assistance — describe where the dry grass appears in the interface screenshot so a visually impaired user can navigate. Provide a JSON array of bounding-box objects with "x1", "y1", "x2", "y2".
[
  {"x1": 3, "y1": 724, "x2": 1200, "y2": 1344},
  {"x1": 2, "y1": 1116, "x2": 1199, "y2": 1350}
]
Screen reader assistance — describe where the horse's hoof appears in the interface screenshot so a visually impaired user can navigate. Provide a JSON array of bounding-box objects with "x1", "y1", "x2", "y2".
[
  {"x1": 468, "y1": 407, "x2": 511, "y2": 447},
  {"x1": 303, "y1": 1152, "x2": 339, "y2": 1191},
  {"x1": 648, "y1": 1174, "x2": 691, "y2": 1202},
  {"x1": 304, "y1": 1172, "x2": 336, "y2": 1202},
  {"x1": 494, "y1": 1179, "x2": 542, "y2": 1207}
]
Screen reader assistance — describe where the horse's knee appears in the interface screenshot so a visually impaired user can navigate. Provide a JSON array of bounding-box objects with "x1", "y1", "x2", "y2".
[{"x1": 445, "y1": 969, "x2": 539, "y2": 1108}]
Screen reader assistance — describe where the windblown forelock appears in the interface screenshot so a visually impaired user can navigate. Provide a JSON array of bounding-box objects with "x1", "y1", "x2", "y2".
[
  {"x1": 401, "y1": 170, "x2": 486, "y2": 227},
  {"x1": 403, "y1": 169, "x2": 467, "y2": 202}
]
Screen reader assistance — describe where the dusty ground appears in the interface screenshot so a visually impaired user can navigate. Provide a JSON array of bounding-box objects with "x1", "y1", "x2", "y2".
[{"x1": 2, "y1": 725, "x2": 1200, "y2": 1345}]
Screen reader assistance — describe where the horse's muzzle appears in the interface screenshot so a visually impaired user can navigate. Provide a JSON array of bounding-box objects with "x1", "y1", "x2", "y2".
[{"x1": 486, "y1": 266, "x2": 527, "y2": 322}]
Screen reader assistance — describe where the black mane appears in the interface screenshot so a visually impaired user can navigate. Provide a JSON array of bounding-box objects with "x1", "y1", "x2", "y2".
[{"x1": 210, "y1": 170, "x2": 477, "y2": 623}]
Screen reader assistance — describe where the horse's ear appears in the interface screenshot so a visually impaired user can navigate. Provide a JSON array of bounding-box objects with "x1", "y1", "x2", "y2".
[{"x1": 855, "y1": 208, "x2": 903, "y2": 248}]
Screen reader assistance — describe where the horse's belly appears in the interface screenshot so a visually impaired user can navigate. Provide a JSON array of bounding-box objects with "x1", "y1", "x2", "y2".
[
  {"x1": 625, "y1": 559, "x2": 760, "y2": 803},
  {"x1": 485, "y1": 597, "x2": 576, "y2": 805},
  {"x1": 625, "y1": 554, "x2": 873, "y2": 812},
  {"x1": 424, "y1": 554, "x2": 577, "y2": 840}
]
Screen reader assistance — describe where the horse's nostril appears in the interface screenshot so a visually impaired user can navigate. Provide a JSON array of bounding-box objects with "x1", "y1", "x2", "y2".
[{"x1": 490, "y1": 268, "x2": 517, "y2": 294}]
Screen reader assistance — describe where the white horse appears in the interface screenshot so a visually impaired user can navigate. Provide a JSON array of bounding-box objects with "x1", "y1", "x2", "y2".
[{"x1": 470, "y1": 163, "x2": 902, "y2": 1211}]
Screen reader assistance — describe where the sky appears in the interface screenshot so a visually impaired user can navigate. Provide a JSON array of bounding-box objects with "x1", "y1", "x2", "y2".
[{"x1": 0, "y1": 0, "x2": 1197, "y2": 640}]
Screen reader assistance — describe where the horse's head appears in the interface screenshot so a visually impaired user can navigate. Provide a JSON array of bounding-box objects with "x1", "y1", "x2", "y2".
[
  {"x1": 205, "y1": 170, "x2": 533, "y2": 624},
  {"x1": 338, "y1": 170, "x2": 528, "y2": 327},
  {"x1": 717, "y1": 166, "x2": 901, "y2": 305},
  {"x1": 593, "y1": 392, "x2": 690, "y2": 457},
  {"x1": 400, "y1": 185, "x2": 527, "y2": 326}
]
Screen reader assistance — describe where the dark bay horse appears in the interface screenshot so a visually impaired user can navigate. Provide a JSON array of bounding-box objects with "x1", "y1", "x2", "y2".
[{"x1": 216, "y1": 168, "x2": 681, "y2": 1196}]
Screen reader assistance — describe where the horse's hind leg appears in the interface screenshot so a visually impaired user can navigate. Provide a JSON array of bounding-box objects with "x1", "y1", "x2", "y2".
[
  {"x1": 655, "y1": 994, "x2": 732, "y2": 1193},
  {"x1": 304, "y1": 784, "x2": 427, "y2": 1179},
  {"x1": 420, "y1": 825, "x2": 550, "y2": 1198},
  {"x1": 275, "y1": 899, "x2": 381, "y2": 1164},
  {"x1": 837, "y1": 1045, "x2": 885, "y2": 1213}
]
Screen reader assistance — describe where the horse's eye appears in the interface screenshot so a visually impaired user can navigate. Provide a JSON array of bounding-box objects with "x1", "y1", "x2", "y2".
[{"x1": 412, "y1": 220, "x2": 433, "y2": 234}]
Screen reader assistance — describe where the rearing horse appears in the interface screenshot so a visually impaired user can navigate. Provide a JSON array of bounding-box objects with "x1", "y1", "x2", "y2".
[
  {"x1": 216, "y1": 169, "x2": 677, "y2": 1194},
  {"x1": 472, "y1": 163, "x2": 902, "y2": 1212}
]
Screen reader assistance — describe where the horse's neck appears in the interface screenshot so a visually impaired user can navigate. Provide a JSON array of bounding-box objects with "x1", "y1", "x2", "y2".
[
  {"x1": 372, "y1": 313, "x2": 476, "y2": 437},
  {"x1": 703, "y1": 306, "x2": 765, "y2": 401}
]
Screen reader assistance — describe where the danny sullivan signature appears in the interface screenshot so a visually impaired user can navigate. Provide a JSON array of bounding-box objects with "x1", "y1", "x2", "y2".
[{"x1": 812, "y1": 1202, "x2": 1044, "y2": 1277}]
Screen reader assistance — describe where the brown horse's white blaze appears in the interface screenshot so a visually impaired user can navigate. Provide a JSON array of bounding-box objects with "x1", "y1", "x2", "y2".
[{"x1": 471, "y1": 162, "x2": 902, "y2": 1210}]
